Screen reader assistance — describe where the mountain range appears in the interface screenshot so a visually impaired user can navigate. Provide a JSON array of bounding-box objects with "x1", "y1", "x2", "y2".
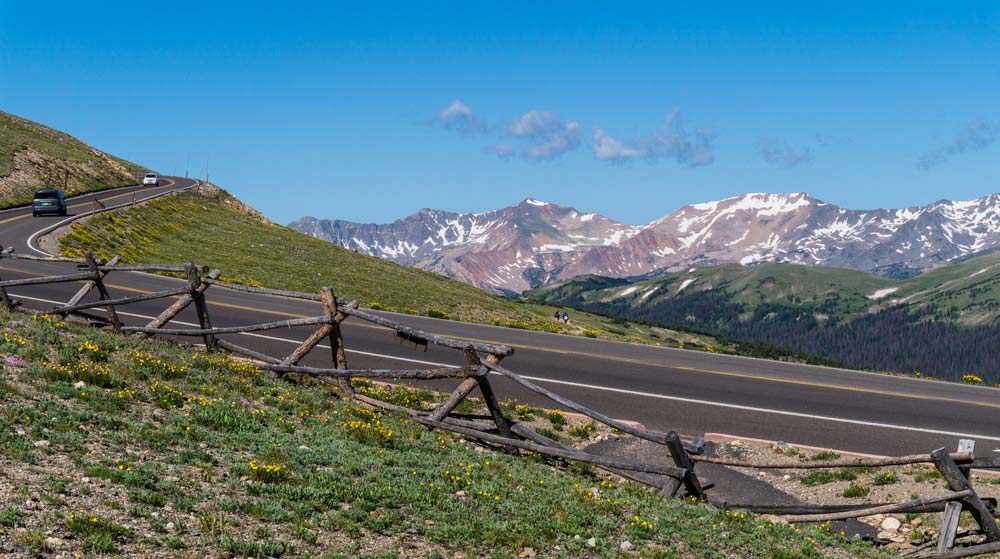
[{"x1": 290, "y1": 192, "x2": 1000, "y2": 294}]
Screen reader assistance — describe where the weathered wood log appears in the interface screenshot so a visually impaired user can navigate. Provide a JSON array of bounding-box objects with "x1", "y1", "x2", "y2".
[
  {"x1": 689, "y1": 452, "x2": 974, "y2": 470},
  {"x1": 98, "y1": 264, "x2": 197, "y2": 273},
  {"x1": 321, "y1": 287, "x2": 353, "y2": 396},
  {"x1": 932, "y1": 542, "x2": 1000, "y2": 559},
  {"x1": 260, "y1": 363, "x2": 478, "y2": 380},
  {"x1": 931, "y1": 447, "x2": 1000, "y2": 542},
  {"x1": 429, "y1": 351, "x2": 500, "y2": 422},
  {"x1": 939, "y1": 440, "x2": 977, "y2": 553},
  {"x1": 415, "y1": 416, "x2": 685, "y2": 477},
  {"x1": 85, "y1": 251, "x2": 121, "y2": 332},
  {"x1": 476, "y1": 376, "x2": 514, "y2": 439},
  {"x1": 48, "y1": 285, "x2": 190, "y2": 315},
  {"x1": 61, "y1": 255, "x2": 121, "y2": 316},
  {"x1": 783, "y1": 490, "x2": 972, "y2": 523},
  {"x1": 184, "y1": 263, "x2": 216, "y2": 350},
  {"x1": 1, "y1": 253, "x2": 87, "y2": 264},
  {"x1": 971, "y1": 458, "x2": 1000, "y2": 469},
  {"x1": 137, "y1": 269, "x2": 221, "y2": 338},
  {"x1": 342, "y1": 307, "x2": 514, "y2": 357},
  {"x1": 0, "y1": 271, "x2": 96, "y2": 287},
  {"x1": 123, "y1": 314, "x2": 334, "y2": 336},
  {"x1": 280, "y1": 323, "x2": 332, "y2": 366},
  {"x1": 667, "y1": 430, "x2": 705, "y2": 500},
  {"x1": 429, "y1": 378, "x2": 481, "y2": 421},
  {"x1": 203, "y1": 278, "x2": 323, "y2": 301},
  {"x1": 0, "y1": 251, "x2": 15, "y2": 311},
  {"x1": 216, "y1": 339, "x2": 282, "y2": 363},
  {"x1": 354, "y1": 393, "x2": 496, "y2": 431},
  {"x1": 484, "y1": 362, "x2": 700, "y2": 453}
]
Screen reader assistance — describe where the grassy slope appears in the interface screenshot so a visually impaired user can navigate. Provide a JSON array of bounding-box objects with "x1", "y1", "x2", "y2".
[
  {"x1": 0, "y1": 111, "x2": 150, "y2": 208},
  {"x1": 58, "y1": 187, "x2": 723, "y2": 349},
  {"x1": 529, "y1": 255, "x2": 1000, "y2": 327},
  {"x1": 0, "y1": 312, "x2": 888, "y2": 558}
]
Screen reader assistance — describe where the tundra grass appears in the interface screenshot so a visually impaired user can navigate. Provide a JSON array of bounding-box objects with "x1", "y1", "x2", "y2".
[
  {"x1": 58, "y1": 188, "x2": 723, "y2": 348},
  {"x1": 0, "y1": 110, "x2": 150, "y2": 208},
  {"x1": 0, "y1": 311, "x2": 890, "y2": 558}
]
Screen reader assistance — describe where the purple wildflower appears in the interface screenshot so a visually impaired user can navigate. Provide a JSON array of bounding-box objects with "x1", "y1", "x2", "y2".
[{"x1": 5, "y1": 356, "x2": 27, "y2": 367}]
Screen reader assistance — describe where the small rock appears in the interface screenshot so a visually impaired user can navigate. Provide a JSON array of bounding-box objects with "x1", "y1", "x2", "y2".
[
  {"x1": 33, "y1": 440, "x2": 49, "y2": 448},
  {"x1": 43, "y1": 537, "x2": 63, "y2": 549},
  {"x1": 73, "y1": 381, "x2": 85, "y2": 389},
  {"x1": 424, "y1": 519, "x2": 435, "y2": 526},
  {"x1": 573, "y1": 535, "x2": 581, "y2": 540},
  {"x1": 911, "y1": 518, "x2": 922, "y2": 527},
  {"x1": 165, "y1": 522, "x2": 175, "y2": 532},
  {"x1": 782, "y1": 474, "x2": 791, "y2": 481},
  {"x1": 877, "y1": 530, "x2": 894, "y2": 541},
  {"x1": 620, "y1": 540, "x2": 634, "y2": 552},
  {"x1": 517, "y1": 548, "x2": 535, "y2": 559},
  {"x1": 586, "y1": 537, "x2": 596, "y2": 548},
  {"x1": 881, "y1": 517, "x2": 901, "y2": 531},
  {"x1": 298, "y1": 445, "x2": 312, "y2": 451},
  {"x1": 757, "y1": 472, "x2": 767, "y2": 479},
  {"x1": 454, "y1": 491, "x2": 466, "y2": 498}
]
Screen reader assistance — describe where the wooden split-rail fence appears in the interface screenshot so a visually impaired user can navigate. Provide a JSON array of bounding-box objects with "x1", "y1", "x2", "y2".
[{"x1": 0, "y1": 247, "x2": 998, "y2": 558}]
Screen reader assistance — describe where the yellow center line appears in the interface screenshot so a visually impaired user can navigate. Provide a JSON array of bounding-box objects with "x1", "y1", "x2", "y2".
[
  {"x1": 0, "y1": 179, "x2": 177, "y2": 225},
  {"x1": 2, "y1": 262, "x2": 997, "y2": 411}
]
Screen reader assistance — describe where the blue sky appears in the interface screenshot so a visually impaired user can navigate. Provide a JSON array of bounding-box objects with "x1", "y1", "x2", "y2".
[{"x1": 2, "y1": 1, "x2": 998, "y2": 225}]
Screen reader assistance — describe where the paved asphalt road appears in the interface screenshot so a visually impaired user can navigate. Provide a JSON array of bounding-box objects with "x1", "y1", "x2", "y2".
[{"x1": 1, "y1": 177, "x2": 998, "y2": 458}]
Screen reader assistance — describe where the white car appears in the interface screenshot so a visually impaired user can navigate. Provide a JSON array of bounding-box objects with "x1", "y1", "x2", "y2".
[{"x1": 142, "y1": 173, "x2": 159, "y2": 186}]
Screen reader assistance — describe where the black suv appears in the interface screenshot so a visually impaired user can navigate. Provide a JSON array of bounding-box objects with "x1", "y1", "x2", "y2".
[{"x1": 32, "y1": 189, "x2": 67, "y2": 216}]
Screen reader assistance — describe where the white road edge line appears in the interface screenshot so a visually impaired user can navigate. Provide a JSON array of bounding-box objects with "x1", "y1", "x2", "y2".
[{"x1": 11, "y1": 291, "x2": 1000, "y2": 443}]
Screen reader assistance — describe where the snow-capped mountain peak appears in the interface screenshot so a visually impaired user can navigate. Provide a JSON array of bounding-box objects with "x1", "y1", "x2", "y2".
[{"x1": 289, "y1": 192, "x2": 1000, "y2": 293}]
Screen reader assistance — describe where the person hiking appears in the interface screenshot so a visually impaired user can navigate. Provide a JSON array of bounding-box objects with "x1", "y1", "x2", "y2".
[
  {"x1": 554, "y1": 310, "x2": 561, "y2": 322},
  {"x1": 562, "y1": 312, "x2": 569, "y2": 324}
]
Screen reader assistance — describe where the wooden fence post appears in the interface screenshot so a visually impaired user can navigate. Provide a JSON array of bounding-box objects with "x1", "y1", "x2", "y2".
[
  {"x1": 664, "y1": 431, "x2": 705, "y2": 499},
  {"x1": 139, "y1": 269, "x2": 220, "y2": 338},
  {"x1": 62, "y1": 255, "x2": 121, "y2": 318},
  {"x1": 937, "y1": 440, "x2": 981, "y2": 552},
  {"x1": 321, "y1": 287, "x2": 352, "y2": 397},
  {"x1": 476, "y1": 375, "x2": 513, "y2": 439},
  {"x1": 185, "y1": 263, "x2": 216, "y2": 351},
  {"x1": 429, "y1": 350, "x2": 500, "y2": 422},
  {"x1": 84, "y1": 251, "x2": 121, "y2": 332},
  {"x1": 931, "y1": 446, "x2": 1000, "y2": 544},
  {"x1": 0, "y1": 246, "x2": 15, "y2": 312}
]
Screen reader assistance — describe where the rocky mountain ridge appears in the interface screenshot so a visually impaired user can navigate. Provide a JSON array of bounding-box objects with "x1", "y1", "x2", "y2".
[{"x1": 290, "y1": 192, "x2": 1000, "y2": 293}]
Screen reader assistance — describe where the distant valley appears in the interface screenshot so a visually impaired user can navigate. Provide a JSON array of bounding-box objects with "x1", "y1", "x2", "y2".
[
  {"x1": 290, "y1": 192, "x2": 1000, "y2": 294},
  {"x1": 527, "y1": 251, "x2": 1000, "y2": 380}
]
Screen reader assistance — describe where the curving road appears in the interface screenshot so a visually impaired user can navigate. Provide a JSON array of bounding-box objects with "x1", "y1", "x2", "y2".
[{"x1": 1, "y1": 177, "x2": 998, "y2": 457}]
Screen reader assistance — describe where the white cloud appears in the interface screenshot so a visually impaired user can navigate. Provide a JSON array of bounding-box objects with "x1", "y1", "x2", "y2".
[
  {"x1": 918, "y1": 117, "x2": 999, "y2": 169},
  {"x1": 592, "y1": 128, "x2": 644, "y2": 161},
  {"x1": 435, "y1": 100, "x2": 481, "y2": 133},
  {"x1": 506, "y1": 110, "x2": 582, "y2": 159},
  {"x1": 590, "y1": 109, "x2": 716, "y2": 167}
]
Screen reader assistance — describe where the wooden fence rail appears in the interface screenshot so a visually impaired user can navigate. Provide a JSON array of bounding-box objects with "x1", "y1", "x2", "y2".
[{"x1": 1, "y1": 246, "x2": 998, "y2": 557}]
